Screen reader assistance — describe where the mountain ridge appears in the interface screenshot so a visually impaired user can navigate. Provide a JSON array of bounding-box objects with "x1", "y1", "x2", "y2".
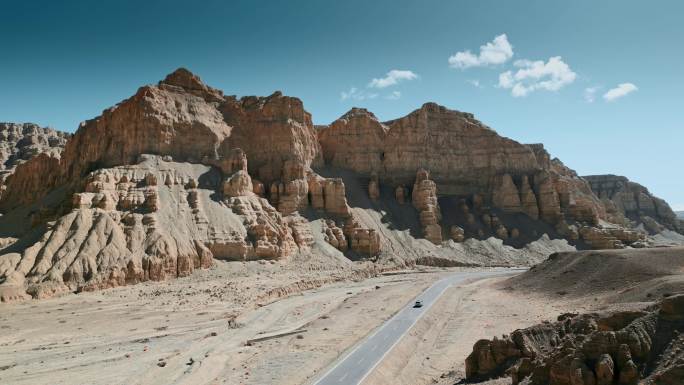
[{"x1": 0, "y1": 68, "x2": 680, "y2": 301}]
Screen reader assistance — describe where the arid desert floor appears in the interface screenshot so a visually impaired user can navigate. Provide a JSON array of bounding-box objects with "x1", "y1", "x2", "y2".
[{"x1": 0, "y1": 259, "x2": 576, "y2": 385}]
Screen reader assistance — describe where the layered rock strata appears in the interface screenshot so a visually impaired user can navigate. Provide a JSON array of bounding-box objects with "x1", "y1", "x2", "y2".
[
  {"x1": 412, "y1": 169, "x2": 443, "y2": 244},
  {"x1": 317, "y1": 106, "x2": 662, "y2": 249},
  {"x1": 0, "y1": 68, "x2": 321, "y2": 211},
  {"x1": 465, "y1": 294, "x2": 684, "y2": 385},
  {"x1": 0, "y1": 123, "x2": 70, "y2": 198},
  {"x1": 0, "y1": 67, "x2": 680, "y2": 300},
  {"x1": 0, "y1": 154, "x2": 310, "y2": 301},
  {"x1": 0, "y1": 69, "x2": 377, "y2": 301},
  {"x1": 585, "y1": 174, "x2": 682, "y2": 233}
]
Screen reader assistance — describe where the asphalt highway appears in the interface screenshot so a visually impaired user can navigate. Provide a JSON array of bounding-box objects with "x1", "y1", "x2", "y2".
[{"x1": 312, "y1": 269, "x2": 522, "y2": 385}]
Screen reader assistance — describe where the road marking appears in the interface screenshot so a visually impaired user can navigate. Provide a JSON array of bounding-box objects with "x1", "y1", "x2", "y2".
[
  {"x1": 311, "y1": 270, "x2": 525, "y2": 385},
  {"x1": 359, "y1": 271, "x2": 528, "y2": 385}
]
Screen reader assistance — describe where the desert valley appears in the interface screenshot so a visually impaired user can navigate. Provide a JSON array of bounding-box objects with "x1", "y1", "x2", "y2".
[
  {"x1": 0, "y1": 68, "x2": 682, "y2": 385},
  {"x1": 2, "y1": 2, "x2": 684, "y2": 384}
]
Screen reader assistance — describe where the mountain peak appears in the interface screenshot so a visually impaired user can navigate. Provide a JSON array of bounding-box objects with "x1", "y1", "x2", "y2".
[
  {"x1": 158, "y1": 67, "x2": 224, "y2": 101},
  {"x1": 160, "y1": 68, "x2": 206, "y2": 89}
]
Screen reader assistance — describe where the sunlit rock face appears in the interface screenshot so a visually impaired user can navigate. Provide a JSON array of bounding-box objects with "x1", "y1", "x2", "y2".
[
  {"x1": 0, "y1": 122, "x2": 70, "y2": 200},
  {"x1": 0, "y1": 68, "x2": 677, "y2": 301},
  {"x1": 584, "y1": 174, "x2": 682, "y2": 233}
]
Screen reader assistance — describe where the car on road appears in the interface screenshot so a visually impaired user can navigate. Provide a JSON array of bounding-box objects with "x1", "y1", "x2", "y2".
[{"x1": 413, "y1": 300, "x2": 423, "y2": 308}]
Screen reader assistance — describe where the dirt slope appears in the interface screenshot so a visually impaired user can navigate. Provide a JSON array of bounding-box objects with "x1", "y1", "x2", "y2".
[{"x1": 505, "y1": 247, "x2": 684, "y2": 305}]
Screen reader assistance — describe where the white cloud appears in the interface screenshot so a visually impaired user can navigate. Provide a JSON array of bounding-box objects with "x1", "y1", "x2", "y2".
[
  {"x1": 340, "y1": 87, "x2": 378, "y2": 101},
  {"x1": 385, "y1": 91, "x2": 401, "y2": 100},
  {"x1": 467, "y1": 79, "x2": 482, "y2": 88},
  {"x1": 498, "y1": 71, "x2": 514, "y2": 88},
  {"x1": 584, "y1": 86, "x2": 600, "y2": 103},
  {"x1": 342, "y1": 69, "x2": 417, "y2": 100},
  {"x1": 672, "y1": 203, "x2": 684, "y2": 211},
  {"x1": 603, "y1": 83, "x2": 638, "y2": 102},
  {"x1": 368, "y1": 70, "x2": 418, "y2": 88},
  {"x1": 497, "y1": 56, "x2": 576, "y2": 97},
  {"x1": 449, "y1": 34, "x2": 513, "y2": 69}
]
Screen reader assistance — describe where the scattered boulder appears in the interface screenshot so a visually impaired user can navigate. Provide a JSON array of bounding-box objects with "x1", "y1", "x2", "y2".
[{"x1": 450, "y1": 226, "x2": 465, "y2": 242}]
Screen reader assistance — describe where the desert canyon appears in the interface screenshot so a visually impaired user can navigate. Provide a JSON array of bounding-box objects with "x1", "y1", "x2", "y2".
[{"x1": 1, "y1": 69, "x2": 683, "y2": 385}]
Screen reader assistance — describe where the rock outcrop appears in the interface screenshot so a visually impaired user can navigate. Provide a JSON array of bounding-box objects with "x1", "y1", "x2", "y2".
[
  {"x1": 0, "y1": 69, "x2": 368, "y2": 301},
  {"x1": 0, "y1": 123, "x2": 70, "y2": 198},
  {"x1": 0, "y1": 155, "x2": 312, "y2": 301},
  {"x1": 317, "y1": 108, "x2": 387, "y2": 175},
  {"x1": 492, "y1": 173, "x2": 523, "y2": 214},
  {"x1": 578, "y1": 225, "x2": 645, "y2": 249},
  {"x1": 465, "y1": 295, "x2": 684, "y2": 385},
  {"x1": 0, "y1": 68, "x2": 321, "y2": 211},
  {"x1": 0, "y1": 67, "x2": 680, "y2": 300},
  {"x1": 368, "y1": 172, "x2": 380, "y2": 201},
  {"x1": 317, "y1": 103, "x2": 627, "y2": 249},
  {"x1": 412, "y1": 169, "x2": 442, "y2": 244},
  {"x1": 585, "y1": 174, "x2": 682, "y2": 234}
]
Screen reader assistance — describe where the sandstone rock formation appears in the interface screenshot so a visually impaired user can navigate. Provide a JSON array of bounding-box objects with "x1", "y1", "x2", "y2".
[
  {"x1": 450, "y1": 225, "x2": 465, "y2": 242},
  {"x1": 368, "y1": 172, "x2": 380, "y2": 201},
  {"x1": 412, "y1": 169, "x2": 442, "y2": 244},
  {"x1": 0, "y1": 68, "x2": 321, "y2": 211},
  {"x1": 317, "y1": 102, "x2": 640, "y2": 250},
  {"x1": 578, "y1": 225, "x2": 645, "y2": 249},
  {"x1": 344, "y1": 219, "x2": 381, "y2": 257},
  {"x1": 585, "y1": 174, "x2": 682, "y2": 233},
  {"x1": 492, "y1": 173, "x2": 523, "y2": 214},
  {"x1": 0, "y1": 69, "x2": 376, "y2": 301},
  {"x1": 0, "y1": 155, "x2": 314, "y2": 301},
  {"x1": 0, "y1": 122, "x2": 70, "y2": 198},
  {"x1": 465, "y1": 294, "x2": 684, "y2": 385},
  {"x1": 0, "y1": 67, "x2": 680, "y2": 300},
  {"x1": 317, "y1": 108, "x2": 387, "y2": 175}
]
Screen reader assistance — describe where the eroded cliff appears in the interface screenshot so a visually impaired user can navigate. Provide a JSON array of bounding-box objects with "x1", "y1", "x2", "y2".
[
  {"x1": 0, "y1": 122, "x2": 70, "y2": 199},
  {"x1": 0, "y1": 68, "x2": 678, "y2": 301}
]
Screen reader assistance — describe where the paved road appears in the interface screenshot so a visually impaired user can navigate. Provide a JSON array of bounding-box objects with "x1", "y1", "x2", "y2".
[{"x1": 311, "y1": 269, "x2": 523, "y2": 385}]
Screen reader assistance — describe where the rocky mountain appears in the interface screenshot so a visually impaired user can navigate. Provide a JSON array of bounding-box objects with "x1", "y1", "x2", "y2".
[
  {"x1": 0, "y1": 123, "x2": 70, "y2": 199},
  {"x1": 584, "y1": 174, "x2": 682, "y2": 234},
  {"x1": 0, "y1": 68, "x2": 680, "y2": 301}
]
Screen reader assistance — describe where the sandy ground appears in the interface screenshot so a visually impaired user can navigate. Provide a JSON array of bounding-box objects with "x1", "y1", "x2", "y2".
[
  {"x1": 1, "y1": 253, "x2": 615, "y2": 385},
  {"x1": 0, "y1": 257, "x2": 451, "y2": 385}
]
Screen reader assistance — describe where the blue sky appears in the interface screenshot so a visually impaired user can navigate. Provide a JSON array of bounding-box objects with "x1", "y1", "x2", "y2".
[{"x1": 1, "y1": 1, "x2": 682, "y2": 209}]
